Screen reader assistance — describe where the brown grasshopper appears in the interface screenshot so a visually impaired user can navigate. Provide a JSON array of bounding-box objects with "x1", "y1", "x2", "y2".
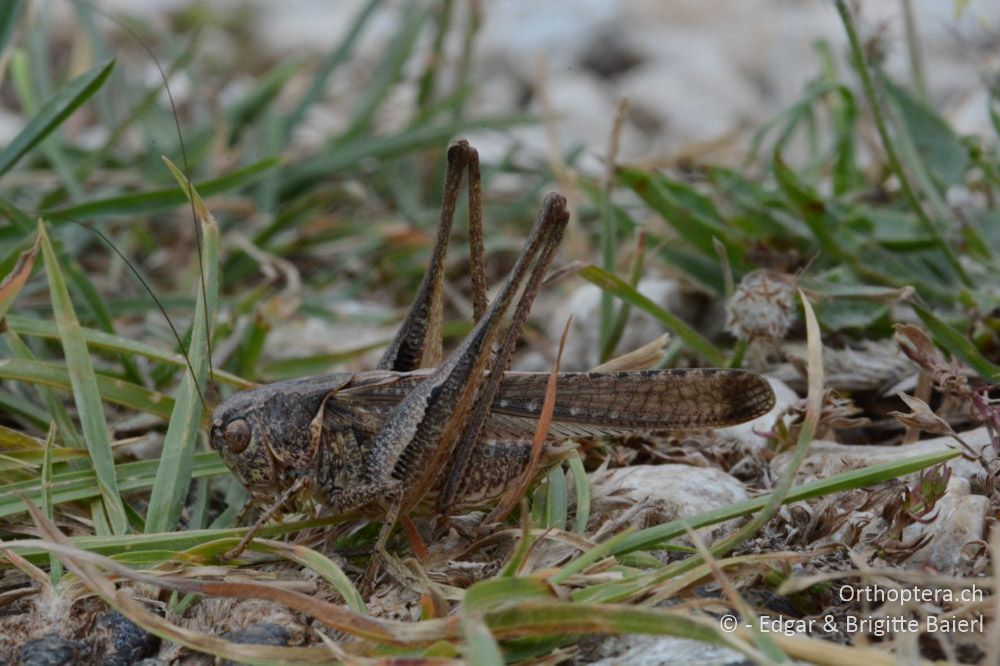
[{"x1": 209, "y1": 140, "x2": 775, "y2": 573}]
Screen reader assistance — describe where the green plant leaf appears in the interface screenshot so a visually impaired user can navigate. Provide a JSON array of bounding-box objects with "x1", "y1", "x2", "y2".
[
  {"x1": 913, "y1": 303, "x2": 1000, "y2": 381},
  {"x1": 568, "y1": 453, "x2": 590, "y2": 534},
  {"x1": 544, "y1": 465, "x2": 567, "y2": 531},
  {"x1": 773, "y1": 150, "x2": 844, "y2": 259},
  {"x1": 144, "y1": 158, "x2": 220, "y2": 533},
  {"x1": 882, "y1": 76, "x2": 969, "y2": 187},
  {"x1": 342, "y1": 2, "x2": 427, "y2": 138},
  {"x1": 0, "y1": 452, "x2": 228, "y2": 521},
  {"x1": 36, "y1": 220, "x2": 128, "y2": 535},
  {"x1": 5, "y1": 315, "x2": 250, "y2": 388},
  {"x1": 464, "y1": 577, "x2": 556, "y2": 613},
  {"x1": 0, "y1": 357, "x2": 177, "y2": 420},
  {"x1": 578, "y1": 265, "x2": 725, "y2": 365},
  {"x1": 461, "y1": 615, "x2": 504, "y2": 666},
  {"x1": 616, "y1": 166, "x2": 741, "y2": 264},
  {"x1": 0, "y1": 59, "x2": 114, "y2": 177},
  {"x1": 0, "y1": 0, "x2": 26, "y2": 58},
  {"x1": 226, "y1": 56, "x2": 305, "y2": 145},
  {"x1": 41, "y1": 157, "x2": 280, "y2": 223}
]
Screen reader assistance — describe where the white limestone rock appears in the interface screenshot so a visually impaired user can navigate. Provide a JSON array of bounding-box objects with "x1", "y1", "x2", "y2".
[{"x1": 589, "y1": 464, "x2": 750, "y2": 541}]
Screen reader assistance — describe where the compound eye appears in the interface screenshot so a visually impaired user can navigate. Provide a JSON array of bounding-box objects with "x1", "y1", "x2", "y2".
[{"x1": 224, "y1": 419, "x2": 251, "y2": 454}]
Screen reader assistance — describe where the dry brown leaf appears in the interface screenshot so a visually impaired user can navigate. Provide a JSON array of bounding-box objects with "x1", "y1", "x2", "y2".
[
  {"x1": 889, "y1": 392, "x2": 957, "y2": 438},
  {"x1": 0, "y1": 233, "x2": 40, "y2": 323}
]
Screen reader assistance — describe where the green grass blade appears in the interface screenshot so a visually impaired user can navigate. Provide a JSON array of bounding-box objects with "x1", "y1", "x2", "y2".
[
  {"x1": 250, "y1": 540, "x2": 367, "y2": 614},
  {"x1": 0, "y1": 0, "x2": 26, "y2": 56},
  {"x1": 616, "y1": 166, "x2": 739, "y2": 262},
  {"x1": 0, "y1": 58, "x2": 114, "y2": 177},
  {"x1": 41, "y1": 422, "x2": 62, "y2": 583},
  {"x1": 5, "y1": 315, "x2": 250, "y2": 389},
  {"x1": 0, "y1": 452, "x2": 228, "y2": 520},
  {"x1": 37, "y1": 220, "x2": 128, "y2": 535},
  {"x1": 772, "y1": 150, "x2": 844, "y2": 259},
  {"x1": 834, "y1": 0, "x2": 970, "y2": 288},
  {"x1": 5, "y1": 329, "x2": 84, "y2": 449},
  {"x1": 568, "y1": 453, "x2": 590, "y2": 534},
  {"x1": 0, "y1": 357, "x2": 177, "y2": 420},
  {"x1": 225, "y1": 55, "x2": 305, "y2": 145},
  {"x1": 0, "y1": 193, "x2": 38, "y2": 233},
  {"x1": 544, "y1": 466, "x2": 568, "y2": 531},
  {"x1": 283, "y1": 0, "x2": 384, "y2": 136},
  {"x1": 10, "y1": 48, "x2": 84, "y2": 198},
  {"x1": 280, "y1": 115, "x2": 531, "y2": 195},
  {"x1": 0, "y1": 447, "x2": 86, "y2": 474},
  {"x1": 913, "y1": 303, "x2": 1000, "y2": 381},
  {"x1": 0, "y1": 391, "x2": 49, "y2": 427},
  {"x1": 63, "y1": 260, "x2": 144, "y2": 386},
  {"x1": 484, "y1": 602, "x2": 746, "y2": 655},
  {"x1": 0, "y1": 423, "x2": 45, "y2": 450},
  {"x1": 4, "y1": 509, "x2": 346, "y2": 566},
  {"x1": 144, "y1": 158, "x2": 219, "y2": 533},
  {"x1": 464, "y1": 577, "x2": 556, "y2": 613},
  {"x1": 578, "y1": 456, "x2": 961, "y2": 608},
  {"x1": 41, "y1": 157, "x2": 280, "y2": 223},
  {"x1": 606, "y1": 448, "x2": 959, "y2": 558},
  {"x1": 548, "y1": 529, "x2": 635, "y2": 586},
  {"x1": 578, "y1": 264, "x2": 725, "y2": 365},
  {"x1": 342, "y1": 2, "x2": 427, "y2": 138},
  {"x1": 461, "y1": 614, "x2": 504, "y2": 666}
]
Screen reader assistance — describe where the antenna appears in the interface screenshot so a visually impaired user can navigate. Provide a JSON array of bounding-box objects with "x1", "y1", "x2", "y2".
[
  {"x1": 54, "y1": 0, "x2": 216, "y2": 406},
  {"x1": 71, "y1": 218, "x2": 210, "y2": 410}
]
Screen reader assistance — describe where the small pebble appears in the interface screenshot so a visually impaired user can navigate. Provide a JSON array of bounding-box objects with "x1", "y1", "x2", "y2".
[
  {"x1": 220, "y1": 623, "x2": 290, "y2": 666},
  {"x1": 96, "y1": 611, "x2": 160, "y2": 666},
  {"x1": 17, "y1": 634, "x2": 89, "y2": 666}
]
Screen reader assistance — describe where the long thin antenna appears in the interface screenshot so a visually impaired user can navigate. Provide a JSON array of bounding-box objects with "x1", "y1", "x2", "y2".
[
  {"x1": 62, "y1": 0, "x2": 216, "y2": 395},
  {"x1": 72, "y1": 219, "x2": 209, "y2": 410}
]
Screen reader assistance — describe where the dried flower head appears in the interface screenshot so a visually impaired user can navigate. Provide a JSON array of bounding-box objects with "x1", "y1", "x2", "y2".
[{"x1": 726, "y1": 269, "x2": 797, "y2": 342}]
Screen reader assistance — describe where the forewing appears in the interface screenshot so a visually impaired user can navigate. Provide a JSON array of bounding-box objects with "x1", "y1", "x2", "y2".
[
  {"x1": 489, "y1": 369, "x2": 776, "y2": 438},
  {"x1": 332, "y1": 368, "x2": 776, "y2": 439}
]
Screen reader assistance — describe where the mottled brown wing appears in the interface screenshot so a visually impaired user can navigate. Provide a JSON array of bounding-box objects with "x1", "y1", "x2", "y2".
[
  {"x1": 488, "y1": 369, "x2": 776, "y2": 438},
  {"x1": 334, "y1": 368, "x2": 776, "y2": 438}
]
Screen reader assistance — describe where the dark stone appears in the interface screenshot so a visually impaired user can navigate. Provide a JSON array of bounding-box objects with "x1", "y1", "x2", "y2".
[
  {"x1": 17, "y1": 634, "x2": 90, "y2": 666},
  {"x1": 221, "y1": 622, "x2": 289, "y2": 647},
  {"x1": 578, "y1": 29, "x2": 644, "y2": 80},
  {"x1": 96, "y1": 611, "x2": 159, "y2": 666},
  {"x1": 219, "y1": 623, "x2": 290, "y2": 666}
]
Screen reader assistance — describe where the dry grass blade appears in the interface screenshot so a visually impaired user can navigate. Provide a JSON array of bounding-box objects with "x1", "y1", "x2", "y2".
[
  {"x1": 889, "y1": 392, "x2": 958, "y2": 438},
  {"x1": 1, "y1": 547, "x2": 50, "y2": 590},
  {"x1": 727, "y1": 629, "x2": 936, "y2": 666},
  {"x1": 684, "y1": 526, "x2": 781, "y2": 663},
  {"x1": 249, "y1": 539, "x2": 367, "y2": 614},
  {"x1": 708, "y1": 289, "x2": 823, "y2": 559},
  {"x1": 13, "y1": 497, "x2": 337, "y2": 664},
  {"x1": 591, "y1": 333, "x2": 669, "y2": 372},
  {"x1": 11, "y1": 508, "x2": 463, "y2": 647},
  {"x1": 487, "y1": 317, "x2": 572, "y2": 522},
  {"x1": 460, "y1": 614, "x2": 504, "y2": 666},
  {"x1": 0, "y1": 234, "x2": 39, "y2": 321}
]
